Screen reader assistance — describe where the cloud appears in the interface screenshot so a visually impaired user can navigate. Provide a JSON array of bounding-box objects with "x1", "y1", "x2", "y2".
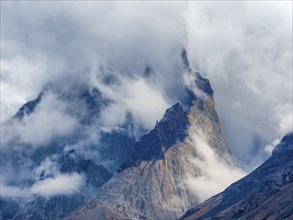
[
  {"x1": 31, "y1": 173, "x2": 85, "y2": 197},
  {"x1": 1, "y1": 1, "x2": 186, "y2": 105},
  {"x1": 91, "y1": 71, "x2": 170, "y2": 130},
  {"x1": 2, "y1": 92, "x2": 78, "y2": 147},
  {"x1": 272, "y1": 103, "x2": 293, "y2": 135},
  {"x1": 0, "y1": 184, "x2": 32, "y2": 199},
  {"x1": 1, "y1": 1, "x2": 292, "y2": 169},
  {"x1": 264, "y1": 139, "x2": 281, "y2": 155},
  {"x1": 184, "y1": 1, "x2": 292, "y2": 166},
  {"x1": 185, "y1": 130, "x2": 246, "y2": 202},
  {"x1": 1, "y1": 173, "x2": 85, "y2": 199},
  {"x1": 0, "y1": 56, "x2": 49, "y2": 122}
]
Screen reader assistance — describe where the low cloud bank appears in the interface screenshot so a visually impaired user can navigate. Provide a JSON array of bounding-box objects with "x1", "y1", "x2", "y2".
[
  {"x1": 31, "y1": 173, "x2": 85, "y2": 197},
  {"x1": 1, "y1": 173, "x2": 85, "y2": 199},
  {"x1": 185, "y1": 130, "x2": 246, "y2": 202},
  {"x1": 2, "y1": 92, "x2": 78, "y2": 147}
]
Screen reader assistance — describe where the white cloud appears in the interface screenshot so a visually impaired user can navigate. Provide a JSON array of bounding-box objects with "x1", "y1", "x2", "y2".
[
  {"x1": 31, "y1": 173, "x2": 85, "y2": 197},
  {"x1": 92, "y1": 71, "x2": 170, "y2": 130},
  {"x1": 273, "y1": 103, "x2": 293, "y2": 135},
  {"x1": 185, "y1": 131, "x2": 246, "y2": 202},
  {"x1": 123, "y1": 77, "x2": 170, "y2": 129},
  {"x1": 1, "y1": 1, "x2": 186, "y2": 116},
  {"x1": 1, "y1": 173, "x2": 85, "y2": 199},
  {"x1": 1, "y1": 56, "x2": 48, "y2": 122},
  {"x1": 2, "y1": 93, "x2": 78, "y2": 147},
  {"x1": 0, "y1": 184, "x2": 32, "y2": 199},
  {"x1": 264, "y1": 139, "x2": 280, "y2": 155}
]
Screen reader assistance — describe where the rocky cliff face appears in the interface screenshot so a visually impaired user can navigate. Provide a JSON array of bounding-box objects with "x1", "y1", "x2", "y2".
[
  {"x1": 181, "y1": 133, "x2": 293, "y2": 220},
  {"x1": 67, "y1": 69, "x2": 235, "y2": 219}
]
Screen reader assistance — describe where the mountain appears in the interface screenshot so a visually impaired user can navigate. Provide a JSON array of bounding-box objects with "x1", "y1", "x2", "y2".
[
  {"x1": 2, "y1": 49, "x2": 240, "y2": 220},
  {"x1": 66, "y1": 52, "x2": 236, "y2": 219},
  {"x1": 180, "y1": 133, "x2": 293, "y2": 220}
]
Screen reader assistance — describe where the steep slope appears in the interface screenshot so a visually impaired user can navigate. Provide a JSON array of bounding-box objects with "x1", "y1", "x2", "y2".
[
  {"x1": 67, "y1": 66, "x2": 236, "y2": 219},
  {"x1": 181, "y1": 133, "x2": 293, "y2": 220}
]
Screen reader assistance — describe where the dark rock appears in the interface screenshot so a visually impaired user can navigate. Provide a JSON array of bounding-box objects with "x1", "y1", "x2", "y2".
[
  {"x1": 181, "y1": 49, "x2": 191, "y2": 71},
  {"x1": 0, "y1": 198, "x2": 21, "y2": 220},
  {"x1": 13, "y1": 93, "x2": 43, "y2": 119},
  {"x1": 194, "y1": 72, "x2": 213, "y2": 96},
  {"x1": 144, "y1": 66, "x2": 152, "y2": 77}
]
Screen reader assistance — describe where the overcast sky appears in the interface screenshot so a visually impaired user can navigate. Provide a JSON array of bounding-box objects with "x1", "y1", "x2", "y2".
[{"x1": 1, "y1": 1, "x2": 292, "y2": 169}]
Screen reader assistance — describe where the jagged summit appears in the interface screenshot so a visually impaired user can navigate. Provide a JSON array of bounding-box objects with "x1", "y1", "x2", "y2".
[
  {"x1": 181, "y1": 48, "x2": 213, "y2": 97},
  {"x1": 119, "y1": 102, "x2": 189, "y2": 172},
  {"x1": 13, "y1": 93, "x2": 43, "y2": 119},
  {"x1": 118, "y1": 50, "x2": 216, "y2": 173}
]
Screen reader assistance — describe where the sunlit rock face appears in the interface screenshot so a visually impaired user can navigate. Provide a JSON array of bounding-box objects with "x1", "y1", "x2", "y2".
[
  {"x1": 67, "y1": 66, "x2": 236, "y2": 219},
  {"x1": 181, "y1": 133, "x2": 293, "y2": 220}
]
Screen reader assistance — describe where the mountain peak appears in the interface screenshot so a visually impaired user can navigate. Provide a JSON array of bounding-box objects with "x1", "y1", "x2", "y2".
[
  {"x1": 180, "y1": 49, "x2": 213, "y2": 96},
  {"x1": 13, "y1": 92, "x2": 43, "y2": 119}
]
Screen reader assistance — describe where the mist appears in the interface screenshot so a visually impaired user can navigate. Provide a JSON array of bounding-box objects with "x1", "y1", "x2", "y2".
[{"x1": 185, "y1": 130, "x2": 246, "y2": 202}]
